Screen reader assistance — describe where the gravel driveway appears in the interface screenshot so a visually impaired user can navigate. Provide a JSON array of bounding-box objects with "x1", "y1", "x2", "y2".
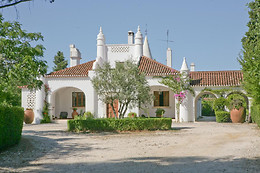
[{"x1": 0, "y1": 120, "x2": 260, "y2": 173}]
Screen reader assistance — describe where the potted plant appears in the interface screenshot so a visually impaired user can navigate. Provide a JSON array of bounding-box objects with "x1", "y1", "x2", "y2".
[
  {"x1": 229, "y1": 97, "x2": 246, "y2": 123},
  {"x1": 155, "y1": 108, "x2": 165, "y2": 118},
  {"x1": 128, "y1": 112, "x2": 137, "y2": 118},
  {"x1": 24, "y1": 108, "x2": 34, "y2": 124},
  {"x1": 72, "y1": 108, "x2": 78, "y2": 119}
]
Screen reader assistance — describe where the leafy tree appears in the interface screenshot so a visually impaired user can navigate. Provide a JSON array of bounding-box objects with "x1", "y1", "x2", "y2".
[
  {"x1": 0, "y1": 14, "x2": 47, "y2": 106},
  {"x1": 0, "y1": 0, "x2": 54, "y2": 9},
  {"x1": 239, "y1": 0, "x2": 260, "y2": 104},
  {"x1": 91, "y1": 60, "x2": 152, "y2": 119},
  {"x1": 53, "y1": 51, "x2": 68, "y2": 72}
]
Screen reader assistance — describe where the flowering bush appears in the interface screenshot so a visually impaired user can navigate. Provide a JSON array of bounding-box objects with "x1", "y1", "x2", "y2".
[
  {"x1": 159, "y1": 72, "x2": 194, "y2": 122},
  {"x1": 174, "y1": 91, "x2": 188, "y2": 104}
]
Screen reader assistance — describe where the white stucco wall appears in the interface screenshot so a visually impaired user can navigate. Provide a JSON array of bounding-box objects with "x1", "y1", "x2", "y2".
[
  {"x1": 138, "y1": 77, "x2": 175, "y2": 118},
  {"x1": 106, "y1": 44, "x2": 136, "y2": 68},
  {"x1": 21, "y1": 88, "x2": 31, "y2": 110},
  {"x1": 47, "y1": 77, "x2": 98, "y2": 118}
]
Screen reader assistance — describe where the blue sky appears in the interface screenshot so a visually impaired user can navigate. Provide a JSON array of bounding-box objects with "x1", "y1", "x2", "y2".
[{"x1": 1, "y1": 0, "x2": 251, "y2": 72}]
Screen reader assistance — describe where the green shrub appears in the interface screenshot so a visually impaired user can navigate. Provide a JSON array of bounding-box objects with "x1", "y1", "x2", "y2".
[
  {"x1": 213, "y1": 97, "x2": 228, "y2": 112},
  {"x1": 155, "y1": 108, "x2": 165, "y2": 117},
  {"x1": 202, "y1": 100, "x2": 215, "y2": 116},
  {"x1": 227, "y1": 93, "x2": 247, "y2": 110},
  {"x1": 128, "y1": 112, "x2": 137, "y2": 118},
  {"x1": 84, "y1": 111, "x2": 95, "y2": 119},
  {"x1": 251, "y1": 102, "x2": 260, "y2": 127},
  {"x1": 0, "y1": 106, "x2": 24, "y2": 151},
  {"x1": 68, "y1": 118, "x2": 172, "y2": 132},
  {"x1": 215, "y1": 111, "x2": 231, "y2": 123},
  {"x1": 40, "y1": 113, "x2": 51, "y2": 124}
]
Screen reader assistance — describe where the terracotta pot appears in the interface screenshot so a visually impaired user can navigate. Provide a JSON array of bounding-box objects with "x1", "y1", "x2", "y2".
[
  {"x1": 230, "y1": 107, "x2": 245, "y2": 123},
  {"x1": 24, "y1": 109, "x2": 34, "y2": 124},
  {"x1": 156, "y1": 114, "x2": 163, "y2": 118},
  {"x1": 72, "y1": 109, "x2": 78, "y2": 119}
]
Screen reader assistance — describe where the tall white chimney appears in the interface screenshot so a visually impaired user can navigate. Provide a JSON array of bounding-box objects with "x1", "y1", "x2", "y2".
[
  {"x1": 166, "y1": 48, "x2": 172, "y2": 67},
  {"x1": 128, "y1": 31, "x2": 134, "y2": 44},
  {"x1": 190, "y1": 62, "x2": 195, "y2": 72},
  {"x1": 70, "y1": 44, "x2": 81, "y2": 67}
]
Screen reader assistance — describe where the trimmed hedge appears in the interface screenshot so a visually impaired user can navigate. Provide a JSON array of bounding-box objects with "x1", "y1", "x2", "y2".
[
  {"x1": 215, "y1": 111, "x2": 231, "y2": 123},
  {"x1": 0, "y1": 106, "x2": 24, "y2": 151},
  {"x1": 68, "y1": 118, "x2": 172, "y2": 132},
  {"x1": 202, "y1": 100, "x2": 215, "y2": 116},
  {"x1": 251, "y1": 103, "x2": 260, "y2": 127}
]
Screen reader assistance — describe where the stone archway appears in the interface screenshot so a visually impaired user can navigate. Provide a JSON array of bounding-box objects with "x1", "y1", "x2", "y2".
[
  {"x1": 50, "y1": 87, "x2": 86, "y2": 118},
  {"x1": 194, "y1": 91, "x2": 218, "y2": 121}
]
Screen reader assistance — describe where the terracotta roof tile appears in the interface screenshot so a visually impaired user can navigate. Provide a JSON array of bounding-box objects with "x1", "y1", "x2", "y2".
[
  {"x1": 190, "y1": 70, "x2": 243, "y2": 86},
  {"x1": 138, "y1": 56, "x2": 178, "y2": 76},
  {"x1": 46, "y1": 60, "x2": 95, "y2": 78},
  {"x1": 44, "y1": 56, "x2": 243, "y2": 87}
]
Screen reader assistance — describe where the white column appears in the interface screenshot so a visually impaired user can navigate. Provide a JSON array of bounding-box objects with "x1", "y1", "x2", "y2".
[
  {"x1": 167, "y1": 48, "x2": 172, "y2": 67},
  {"x1": 34, "y1": 87, "x2": 44, "y2": 124},
  {"x1": 135, "y1": 26, "x2": 143, "y2": 61},
  {"x1": 174, "y1": 98, "x2": 179, "y2": 122},
  {"x1": 49, "y1": 92, "x2": 56, "y2": 118},
  {"x1": 87, "y1": 70, "x2": 99, "y2": 117},
  {"x1": 97, "y1": 27, "x2": 105, "y2": 61},
  {"x1": 179, "y1": 92, "x2": 194, "y2": 122}
]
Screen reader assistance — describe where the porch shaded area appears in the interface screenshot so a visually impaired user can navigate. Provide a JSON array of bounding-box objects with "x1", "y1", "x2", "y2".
[{"x1": 50, "y1": 87, "x2": 86, "y2": 119}]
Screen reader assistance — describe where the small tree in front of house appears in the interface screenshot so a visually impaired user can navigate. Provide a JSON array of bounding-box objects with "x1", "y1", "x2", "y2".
[
  {"x1": 53, "y1": 51, "x2": 68, "y2": 72},
  {"x1": 159, "y1": 72, "x2": 194, "y2": 122},
  {"x1": 91, "y1": 60, "x2": 152, "y2": 119}
]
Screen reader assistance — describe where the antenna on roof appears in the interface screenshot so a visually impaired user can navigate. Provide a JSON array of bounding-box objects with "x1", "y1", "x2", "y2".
[
  {"x1": 159, "y1": 29, "x2": 174, "y2": 48},
  {"x1": 145, "y1": 24, "x2": 148, "y2": 36},
  {"x1": 166, "y1": 29, "x2": 174, "y2": 48}
]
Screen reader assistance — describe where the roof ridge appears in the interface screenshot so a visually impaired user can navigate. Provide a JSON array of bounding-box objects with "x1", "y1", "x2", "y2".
[
  {"x1": 49, "y1": 60, "x2": 96, "y2": 75},
  {"x1": 190, "y1": 70, "x2": 241, "y2": 73},
  {"x1": 140, "y1": 56, "x2": 178, "y2": 72}
]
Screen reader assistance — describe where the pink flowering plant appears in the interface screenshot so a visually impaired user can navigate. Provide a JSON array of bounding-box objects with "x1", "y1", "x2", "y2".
[{"x1": 159, "y1": 72, "x2": 194, "y2": 122}]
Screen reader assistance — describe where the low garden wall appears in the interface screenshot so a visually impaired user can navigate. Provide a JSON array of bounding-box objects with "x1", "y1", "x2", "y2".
[
  {"x1": 0, "y1": 106, "x2": 24, "y2": 151},
  {"x1": 68, "y1": 118, "x2": 172, "y2": 132}
]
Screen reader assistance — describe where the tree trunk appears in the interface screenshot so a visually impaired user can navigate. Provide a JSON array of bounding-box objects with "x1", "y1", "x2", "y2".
[
  {"x1": 110, "y1": 101, "x2": 117, "y2": 119},
  {"x1": 121, "y1": 102, "x2": 129, "y2": 119}
]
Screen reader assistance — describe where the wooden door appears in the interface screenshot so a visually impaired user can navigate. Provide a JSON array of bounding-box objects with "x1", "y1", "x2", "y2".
[{"x1": 107, "y1": 100, "x2": 119, "y2": 118}]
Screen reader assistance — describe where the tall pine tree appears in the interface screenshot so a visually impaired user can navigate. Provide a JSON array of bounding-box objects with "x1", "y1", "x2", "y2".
[
  {"x1": 239, "y1": 0, "x2": 260, "y2": 104},
  {"x1": 53, "y1": 51, "x2": 68, "y2": 71},
  {"x1": 239, "y1": 0, "x2": 260, "y2": 125}
]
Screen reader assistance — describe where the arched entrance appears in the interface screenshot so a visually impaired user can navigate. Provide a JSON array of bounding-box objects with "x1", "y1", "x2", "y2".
[
  {"x1": 50, "y1": 87, "x2": 86, "y2": 118},
  {"x1": 194, "y1": 91, "x2": 218, "y2": 121}
]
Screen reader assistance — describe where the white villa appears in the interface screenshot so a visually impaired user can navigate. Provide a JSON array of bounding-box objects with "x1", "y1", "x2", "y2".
[{"x1": 20, "y1": 26, "x2": 250, "y2": 124}]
